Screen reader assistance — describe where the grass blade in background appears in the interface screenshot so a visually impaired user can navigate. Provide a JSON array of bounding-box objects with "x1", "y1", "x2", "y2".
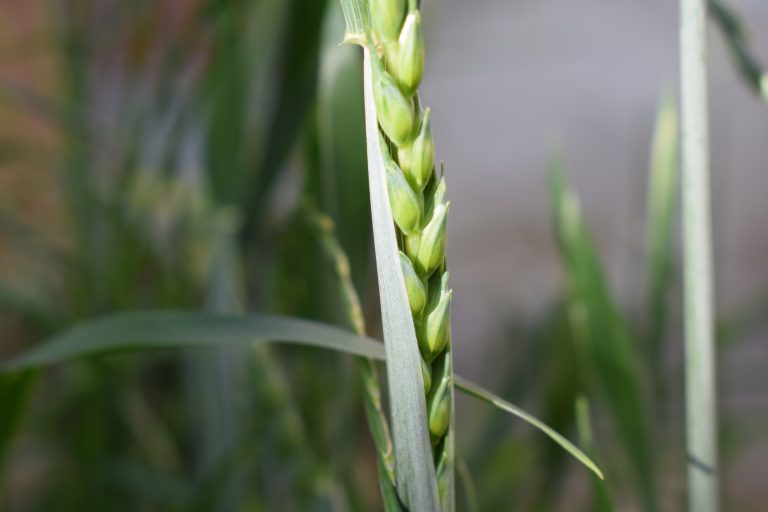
[
  {"x1": 455, "y1": 377, "x2": 603, "y2": 480},
  {"x1": 185, "y1": 225, "x2": 243, "y2": 510},
  {"x1": 0, "y1": 304, "x2": 603, "y2": 487},
  {"x1": 0, "y1": 310, "x2": 600, "y2": 463},
  {"x1": 201, "y1": 0, "x2": 289, "y2": 210},
  {"x1": 305, "y1": 206, "x2": 399, "y2": 511},
  {"x1": 310, "y1": 6, "x2": 371, "y2": 286},
  {"x1": 550, "y1": 165, "x2": 655, "y2": 510},
  {"x1": 0, "y1": 312, "x2": 386, "y2": 372},
  {"x1": 680, "y1": 0, "x2": 719, "y2": 509},
  {"x1": 709, "y1": 0, "x2": 768, "y2": 101},
  {"x1": 0, "y1": 310, "x2": 608, "y2": 505},
  {"x1": 243, "y1": 0, "x2": 331, "y2": 230},
  {"x1": 645, "y1": 93, "x2": 679, "y2": 400},
  {"x1": 575, "y1": 396, "x2": 615, "y2": 512}
]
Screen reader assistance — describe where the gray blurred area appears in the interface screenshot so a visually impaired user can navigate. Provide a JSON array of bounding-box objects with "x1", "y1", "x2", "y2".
[
  {"x1": 422, "y1": 0, "x2": 767, "y2": 316},
  {"x1": 416, "y1": 1, "x2": 768, "y2": 338},
  {"x1": 420, "y1": 0, "x2": 768, "y2": 504}
]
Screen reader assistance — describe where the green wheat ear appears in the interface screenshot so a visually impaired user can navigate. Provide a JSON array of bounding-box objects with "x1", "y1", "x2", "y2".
[{"x1": 369, "y1": 0, "x2": 456, "y2": 506}]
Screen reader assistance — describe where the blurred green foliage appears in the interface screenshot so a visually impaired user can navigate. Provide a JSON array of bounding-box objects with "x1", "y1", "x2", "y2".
[{"x1": 0, "y1": 1, "x2": 766, "y2": 511}]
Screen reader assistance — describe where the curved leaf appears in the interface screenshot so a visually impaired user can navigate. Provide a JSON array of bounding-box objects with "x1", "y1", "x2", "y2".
[
  {"x1": 0, "y1": 310, "x2": 603, "y2": 482},
  {"x1": 454, "y1": 376, "x2": 604, "y2": 480},
  {"x1": 550, "y1": 165, "x2": 651, "y2": 499},
  {"x1": 0, "y1": 311, "x2": 386, "y2": 372}
]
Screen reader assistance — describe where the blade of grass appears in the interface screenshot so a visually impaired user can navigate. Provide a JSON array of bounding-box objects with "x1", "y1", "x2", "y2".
[
  {"x1": 550, "y1": 164, "x2": 654, "y2": 509},
  {"x1": 708, "y1": 0, "x2": 768, "y2": 101},
  {"x1": 0, "y1": 310, "x2": 602, "y2": 484},
  {"x1": 575, "y1": 396, "x2": 615, "y2": 512},
  {"x1": 0, "y1": 312, "x2": 386, "y2": 372},
  {"x1": 185, "y1": 225, "x2": 243, "y2": 510},
  {"x1": 680, "y1": 0, "x2": 719, "y2": 509},
  {"x1": 454, "y1": 376, "x2": 603, "y2": 480},
  {"x1": 645, "y1": 93, "x2": 679, "y2": 399},
  {"x1": 456, "y1": 458, "x2": 479, "y2": 512},
  {"x1": 243, "y1": 0, "x2": 331, "y2": 232},
  {"x1": 304, "y1": 205, "x2": 399, "y2": 510},
  {"x1": 313, "y1": 9, "x2": 371, "y2": 281}
]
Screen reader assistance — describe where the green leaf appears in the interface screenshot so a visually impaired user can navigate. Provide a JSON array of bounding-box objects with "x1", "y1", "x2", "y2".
[
  {"x1": 575, "y1": 396, "x2": 614, "y2": 511},
  {"x1": 550, "y1": 164, "x2": 654, "y2": 508},
  {"x1": 241, "y1": 0, "x2": 331, "y2": 235},
  {"x1": 310, "y1": 7, "x2": 372, "y2": 283},
  {"x1": 454, "y1": 376, "x2": 604, "y2": 480},
  {"x1": 708, "y1": 0, "x2": 768, "y2": 100},
  {"x1": 361, "y1": 47, "x2": 440, "y2": 511},
  {"x1": 455, "y1": 458, "x2": 479, "y2": 512},
  {"x1": 0, "y1": 310, "x2": 604, "y2": 488},
  {"x1": 0, "y1": 312, "x2": 386, "y2": 373},
  {"x1": 645, "y1": 93, "x2": 679, "y2": 388}
]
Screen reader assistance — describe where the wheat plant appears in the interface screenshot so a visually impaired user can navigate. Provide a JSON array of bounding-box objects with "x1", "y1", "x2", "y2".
[
  {"x1": 367, "y1": 0, "x2": 455, "y2": 502},
  {"x1": 335, "y1": 0, "x2": 603, "y2": 509},
  {"x1": 15, "y1": 0, "x2": 757, "y2": 508},
  {"x1": 336, "y1": 0, "x2": 454, "y2": 510}
]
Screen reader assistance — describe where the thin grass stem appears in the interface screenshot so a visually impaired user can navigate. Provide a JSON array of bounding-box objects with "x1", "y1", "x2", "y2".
[{"x1": 679, "y1": 0, "x2": 719, "y2": 509}]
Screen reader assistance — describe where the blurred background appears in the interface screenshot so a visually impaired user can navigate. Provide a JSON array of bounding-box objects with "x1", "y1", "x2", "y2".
[{"x1": 1, "y1": 0, "x2": 766, "y2": 510}]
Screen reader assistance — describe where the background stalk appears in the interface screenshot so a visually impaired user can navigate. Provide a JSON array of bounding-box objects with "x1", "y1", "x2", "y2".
[
  {"x1": 305, "y1": 207, "x2": 399, "y2": 510},
  {"x1": 679, "y1": 0, "x2": 719, "y2": 510}
]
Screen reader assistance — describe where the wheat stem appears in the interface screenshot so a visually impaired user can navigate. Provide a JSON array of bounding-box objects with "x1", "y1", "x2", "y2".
[
  {"x1": 680, "y1": 0, "x2": 719, "y2": 509},
  {"x1": 304, "y1": 206, "x2": 400, "y2": 510}
]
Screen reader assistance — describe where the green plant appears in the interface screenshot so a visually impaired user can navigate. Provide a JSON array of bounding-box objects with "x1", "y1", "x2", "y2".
[
  {"x1": 551, "y1": 163, "x2": 655, "y2": 510},
  {"x1": 8, "y1": 0, "x2": 763, "y2": 509},
  {"x1": 340, "y1": 0, "x2": 451, "y2": 508},
  {"x1": 709, "y1": 0, "x2": 768, "y2": 101},
  {"x1": 305, "y1": 206, "x2": 399, "y2": 509}
]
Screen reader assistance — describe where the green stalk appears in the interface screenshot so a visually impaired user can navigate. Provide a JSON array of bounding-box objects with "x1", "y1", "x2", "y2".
[
  {"x1": 680, "y1": 0, "x2": 719, "y2": 510},
  {"x1": 574, "y1": 397, "x2": 614, "y2": 512},
  {"x1": 304, "y1": 207, "x2": 399, "y2": 511},
  {"x1": 185, "y1": 225, "x2": 241, "y2": 510}
]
